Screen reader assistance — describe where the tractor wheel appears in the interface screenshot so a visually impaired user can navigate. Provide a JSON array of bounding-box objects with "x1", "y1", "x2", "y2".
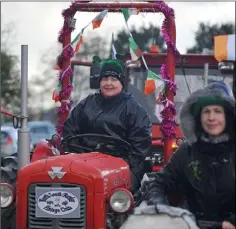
[{"x1": 1, "y1": 165, "x2": 17, "y2": 229}]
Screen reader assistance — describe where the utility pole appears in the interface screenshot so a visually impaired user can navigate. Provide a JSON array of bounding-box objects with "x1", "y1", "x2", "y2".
[{"x1": 204, "y1": 63, "x2": 209, "y2": 86}]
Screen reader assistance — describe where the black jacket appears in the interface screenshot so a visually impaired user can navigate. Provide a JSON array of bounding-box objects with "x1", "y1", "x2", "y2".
[
  {"x1": 63, "y1": 92, "x2": 152, "y2": 184},
  {"x1": 146, "y1": 82, "x2": 235, "y2": 223},
  {"x1": 146, "y1": 140, "x2": 235, "y2": 221}
]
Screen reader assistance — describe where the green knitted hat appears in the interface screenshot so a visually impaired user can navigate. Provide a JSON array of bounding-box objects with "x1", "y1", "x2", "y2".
[
  {"x1": 92, "y1": 56, "x2": 126, "y2": 87},
  {"x1": 191, "y1": 95, "x2": 225, "y2": 116}
]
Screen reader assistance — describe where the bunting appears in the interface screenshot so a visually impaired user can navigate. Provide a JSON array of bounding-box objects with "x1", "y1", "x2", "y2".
[
  {"x1": 52, "y1": 83, "x2": 62, "y2": 102},
  {"x1": 144, "y1": 70, "x2": 166, "y2": 100},
  {"x1": 129, "y1": 37, "x2": 142, "y2": 61},
  {"x1": 121, "y1": 8, "x2": 140, "y2": 21},
  {"x1": 92, "y1": 9, "x2": 108, "y2": 29},
  {"x1": 71, "y1": 29, "x2": 84, "y2": 54}
]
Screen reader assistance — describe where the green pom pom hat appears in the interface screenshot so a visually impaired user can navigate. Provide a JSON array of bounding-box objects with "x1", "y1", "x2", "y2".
[{"x1": 99, "y1": 59, "x2": 125, "y2": 87}]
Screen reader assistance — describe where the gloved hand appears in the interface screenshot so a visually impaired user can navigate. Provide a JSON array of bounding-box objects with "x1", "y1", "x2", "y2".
[
  {"x1": 46, "y1": 134, "x2": 61, "y2": 148},
  {"x1": 47, "y1": 134, "x2": 64, "y2": 154}
]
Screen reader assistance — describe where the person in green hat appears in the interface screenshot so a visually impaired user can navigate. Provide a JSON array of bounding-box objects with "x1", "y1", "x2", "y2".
[
  {"x1": 62, "y1": 58, "x2": 152, "y2": 193},
  {"x1": 145, "y1": 82, "x2": 235, "y2": 229}
]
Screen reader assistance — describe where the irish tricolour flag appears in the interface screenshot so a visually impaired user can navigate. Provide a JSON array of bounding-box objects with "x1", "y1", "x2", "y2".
[
  {"x1": 144, "y1": 70, "x2": 166, "y2": 100},
  {"x1": 129, "y1": 37, "x2": 142, "y2": 61},
  {"x1": 92, "y1": 9, "x2": 108, "y2": 29},
  {"x1": 71, "y1": 29, "x2": 84, "y2": 54},
  {"x1": 121, "y1": 8, "x2": 140, "y2": 21},
  {"x1": 214, "y1": 34, "x2": 235, "y2": 61}
]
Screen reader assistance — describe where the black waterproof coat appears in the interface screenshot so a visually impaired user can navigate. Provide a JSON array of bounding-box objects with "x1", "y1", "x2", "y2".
[
  {"x1": 146, "y1": 82, "x2": 235, "y2": 223},
  {"x1": 63, "y1": 92, "x2": 152, "y2": 188},
  {"x1": 146, "y1": 141, "x2": 235, "y2": 222}
]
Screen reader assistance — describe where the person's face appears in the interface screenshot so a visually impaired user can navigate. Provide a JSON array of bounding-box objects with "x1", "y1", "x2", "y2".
[
  {"x1": 201, "y1": 105, "x2": 226, "y2": 136},
  {"x1": 100, "y1": 76, "x2": 122, "y2": 97}
]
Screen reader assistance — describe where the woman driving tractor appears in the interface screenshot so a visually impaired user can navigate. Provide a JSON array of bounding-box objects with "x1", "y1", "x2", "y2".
[
  {"x1": 145, "y1": 82, "x2": 235, "y2": 229},
  {"x1": 62, "y1": 57, "x2": 152, "y2": 193}
]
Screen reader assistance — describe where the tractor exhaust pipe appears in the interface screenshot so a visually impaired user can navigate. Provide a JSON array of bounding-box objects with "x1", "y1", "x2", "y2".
[{"x1": 18, "y1": 45, "x2": 30, "y2": 169}]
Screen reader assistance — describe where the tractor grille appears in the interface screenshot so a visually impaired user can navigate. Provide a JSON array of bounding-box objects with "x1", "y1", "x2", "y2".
[{"x1": 28, "y1": 183, "x2": 86, "y2": 229}]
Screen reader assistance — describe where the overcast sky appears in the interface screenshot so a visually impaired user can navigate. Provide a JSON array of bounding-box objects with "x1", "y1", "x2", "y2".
[{"x1": 2, "y1": 2, "x2": 235, "y2": 80}]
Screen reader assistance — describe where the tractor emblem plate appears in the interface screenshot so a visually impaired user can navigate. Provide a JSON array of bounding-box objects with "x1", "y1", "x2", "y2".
[
  {"x1": 35, "y1": 187, "x2": 80, "y2": 218},
  {"x1": 48, "y1": 167, "x2": 66, "y2": 179}
]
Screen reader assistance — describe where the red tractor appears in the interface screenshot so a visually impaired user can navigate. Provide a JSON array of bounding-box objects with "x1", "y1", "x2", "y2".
[
  {"x1": 1, "y1": 2, "x2": 233, "y2": 229},
  {"x1": 1, "y1": 51, "x2": 231, "y2": 229},
  {"x1": 1, "y1": 2, "x2": 179, "y2": 229}
]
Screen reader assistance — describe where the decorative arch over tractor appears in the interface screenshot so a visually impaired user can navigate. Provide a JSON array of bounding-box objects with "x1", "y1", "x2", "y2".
[{"x1": 54, "y1": 1, "x2": 180, "y2": 163}]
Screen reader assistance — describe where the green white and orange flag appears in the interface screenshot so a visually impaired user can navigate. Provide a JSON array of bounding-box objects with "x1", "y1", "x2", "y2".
[
  {"x1": 121, "y1": 8, "x2": 140, "y2": 21},
  {"x1": 52, "y1": 82, "x2": 62, "y2": 103},
  {"x1": 144, "y1": 70, "x2": 166, "y2": 100},
  {"x1": 214, "y1": 34, "x2": 235, "y2": 62},
  {"x1": 71, "y1": 29, "x2": 84, "y2": 54},
  {"x1": 128, "y1": 37, "x2": 142, "y2": 61},
  {"x1": 92, "y1": 9, "x2": 108, "y2": 29}
]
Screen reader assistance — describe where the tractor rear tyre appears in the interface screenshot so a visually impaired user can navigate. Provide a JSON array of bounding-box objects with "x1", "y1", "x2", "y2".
[{"x1": 1, "y1": 166, "x2": 17, "y2": 229}]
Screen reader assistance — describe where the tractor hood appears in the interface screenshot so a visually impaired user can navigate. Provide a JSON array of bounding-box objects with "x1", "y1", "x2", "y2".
[
  {"x1": 19, "y1": 153, "x2": 131, "y2": 194},
  {"x1": 70, "y1": 153, "x2": 131, "y2": 193},
  {"x1": 21, "y1": 153, "x2": 131, "y2": 194}
]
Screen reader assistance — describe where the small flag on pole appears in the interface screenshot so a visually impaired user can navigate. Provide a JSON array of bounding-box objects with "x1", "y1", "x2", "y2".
[
  {"x1": 111, "y1": 33, "x2": 117, "y2": 59},
  {"x1": 92, "y1": 9, "x2": 108, "y2": 29},
  {"x1": 144, "y1": 70, "x2": 166, "y2": 100},
  {"x1": 129, "y1": 37, "x2": 142, "y2": 61},
  {"x1": 121, "y1": 8, "x2": 140, "y2": 21},
  {"x1": 71, "y1": 29, "x2": 84, "y2": 54}
]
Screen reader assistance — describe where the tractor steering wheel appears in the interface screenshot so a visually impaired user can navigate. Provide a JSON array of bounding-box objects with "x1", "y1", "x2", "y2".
[{"x1": 63, "y1": 134, "x2": 132, "y2": 156}]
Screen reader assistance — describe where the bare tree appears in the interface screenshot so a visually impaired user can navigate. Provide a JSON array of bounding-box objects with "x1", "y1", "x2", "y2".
[
  {"x1": 28, "y1": 44, "x2": 60, "y2": 119},
  {"x1": 72, "y1": 34, "x2": 109, "y2": 102},
  {"x1": 1, "y1": 22, "x2": 21, "y2": 122},
  {"x1": 28, "y1": 34, "x2": 108, "y2": 120}
]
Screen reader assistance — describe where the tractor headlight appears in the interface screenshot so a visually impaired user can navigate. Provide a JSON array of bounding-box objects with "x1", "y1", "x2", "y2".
[
  {"x1": 0, "y1": 183, "x2": 15, "y2": 208},
  {"x1": 109, "y1": 189, "x2": 134, "y2": 213}
]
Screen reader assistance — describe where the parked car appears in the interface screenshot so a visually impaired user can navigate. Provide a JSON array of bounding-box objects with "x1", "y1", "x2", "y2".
[
  {"x1": 1, "y1": 121, "x2": 56, "y2": 158},
  {"x1": 28, "y1": 121, "x2": 56, "y2": 148},
  {"x1": 0, "y1": 125, "x2": 18, "y2": 158}
]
